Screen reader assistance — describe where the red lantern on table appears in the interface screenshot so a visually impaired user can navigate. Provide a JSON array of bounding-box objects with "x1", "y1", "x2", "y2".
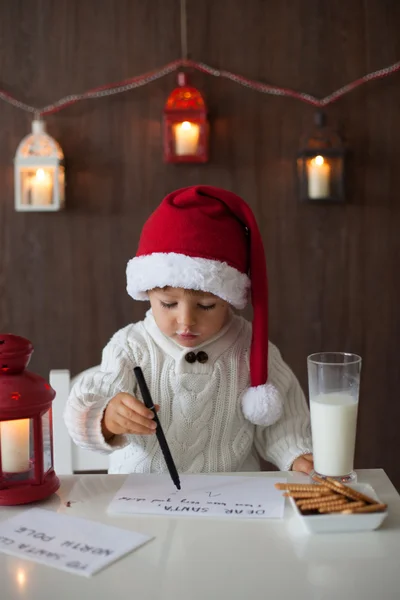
[
  {"x1": 0, "y1": 334, "x2": 60, "y2": 505},
  {"x1": 163, "y1": 72, "x2": 208, "y2": 163}
]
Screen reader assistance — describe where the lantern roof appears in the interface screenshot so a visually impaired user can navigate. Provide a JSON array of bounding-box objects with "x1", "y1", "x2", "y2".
[
  {"x1": 164, "y1": 72, "x2": 206, "y2": 112},
  {"x1": 299, "y1": 111, "x2": 344, "y2": 154},
  {"x1": 0, "y1": 334, "x2": 55, "y2": 416},
  {"x1": 15, "y1": 120, "x2": 64, "y2": 161}
]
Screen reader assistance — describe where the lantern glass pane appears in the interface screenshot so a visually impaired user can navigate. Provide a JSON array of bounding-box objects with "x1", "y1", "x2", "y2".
[
  {"x1": 306, "y1": 156, "x2": 331, "y2": 199},
  {"x1": 58, "y1": 166, "x2": 65, "y2": 205},
  {"x1": 297, "y1": 154, "x2": 345, "y2": 202},
  {"x1": 173, "y1": 121, "x2": 200, "y2": 156},
  {"x1": 19, "y1": 167, "x2": 55, "y2": 207},
  {"x1": 42, "y1": 409, "x2": 53, "y2": 473},
  {"x1": 0, "y1": 418, "x2": 35, "y2": 480}
]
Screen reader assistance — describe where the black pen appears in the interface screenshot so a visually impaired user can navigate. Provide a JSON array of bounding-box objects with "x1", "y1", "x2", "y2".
[{"x1": 133, "y1": 366, "x2": 181, "y2": 490}]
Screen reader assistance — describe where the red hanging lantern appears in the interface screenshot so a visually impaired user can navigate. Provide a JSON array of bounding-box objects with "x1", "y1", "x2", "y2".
[
  {"x1": 0, "y1": 334, "x2": 60, "y2": 505},
  {"x1": 163, "y1": 72, "x2": 208, "y2": 163}
]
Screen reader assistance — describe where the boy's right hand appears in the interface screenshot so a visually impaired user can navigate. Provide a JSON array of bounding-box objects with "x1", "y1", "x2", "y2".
[{"x1": 101, "y1": 392, "x2": 159, "y2": 441}]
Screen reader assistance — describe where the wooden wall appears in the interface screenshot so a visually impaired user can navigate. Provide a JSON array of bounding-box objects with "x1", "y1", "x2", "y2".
[{"x1": 1, "y1": 0, "x2": 399, "y2": 486}]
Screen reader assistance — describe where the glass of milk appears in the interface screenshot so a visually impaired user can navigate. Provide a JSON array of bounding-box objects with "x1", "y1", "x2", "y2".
[{"x1": 308, "y1": 352, "x2": 362, "y2": 483}]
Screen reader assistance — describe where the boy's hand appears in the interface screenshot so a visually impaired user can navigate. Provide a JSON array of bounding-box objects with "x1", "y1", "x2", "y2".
[
  {"x1": 102, "y1": 392, "x2": 159, "y2": 440},
  {"x1": 291, "y1": 453, "x2": 314, "y2": 475}
]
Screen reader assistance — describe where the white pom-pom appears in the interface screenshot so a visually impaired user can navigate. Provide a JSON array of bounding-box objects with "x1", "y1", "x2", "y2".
[{"x1": 242, "y1": 383, "x2": 283, "y2": 426}]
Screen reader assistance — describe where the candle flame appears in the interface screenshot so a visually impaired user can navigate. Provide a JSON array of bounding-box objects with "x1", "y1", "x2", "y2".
[
  {"x1": 16, "y1": 569, "x2": 26, "y2": 587},
  {"x1": 35, "y1": 168, "x2": 46, "y2": 181},
  {"x1": 315, "y1": 155, "x2": 324, "y2": 166},
  {"x1": 181, "y1": 121, "x2": 192, "y2": 130}
]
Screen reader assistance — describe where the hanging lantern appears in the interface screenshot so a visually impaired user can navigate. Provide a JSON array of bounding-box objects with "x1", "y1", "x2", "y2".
[
  {"x1": 297, "y1": 112, "x2": 345, "y2": 202},
  {"x1": 14, "y1": 119, "x2": 65, "y2": 211},
  {"x1": 163, "y1": 72, "x2": 208, "y2": 163},
  {"x1": 0, "y1": 334, "x2": 60, "y2": 506}
]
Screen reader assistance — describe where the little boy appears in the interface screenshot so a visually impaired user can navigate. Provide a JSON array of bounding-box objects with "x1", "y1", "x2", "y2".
[{"x1": 64, "y1": 186, "x2": 313, "y2": 474}]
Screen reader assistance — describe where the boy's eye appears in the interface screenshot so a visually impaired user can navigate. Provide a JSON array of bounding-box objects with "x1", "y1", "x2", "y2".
[
  {"x1": 160, "y1": 301, "x2": 177, "y2": 309},
  {"x1": 198, "y1": 304, "x2": 216, "y2": 311}
]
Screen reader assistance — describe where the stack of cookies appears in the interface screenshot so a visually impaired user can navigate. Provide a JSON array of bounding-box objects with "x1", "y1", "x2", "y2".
[{"x1": 275, "y1": 475, "x2": 388, "y2": 515}]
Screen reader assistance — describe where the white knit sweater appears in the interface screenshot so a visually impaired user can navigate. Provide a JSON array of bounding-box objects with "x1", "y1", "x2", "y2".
[{"x1": 64, "y1": 311, "x2": 312, "y2": 473}]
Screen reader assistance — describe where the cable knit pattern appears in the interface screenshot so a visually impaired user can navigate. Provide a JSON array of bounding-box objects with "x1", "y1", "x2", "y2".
[{"x1": 64, "y1": 311, "x2": 312, "y2": 474}]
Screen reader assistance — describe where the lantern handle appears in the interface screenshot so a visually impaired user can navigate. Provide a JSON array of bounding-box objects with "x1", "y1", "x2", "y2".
[
  {"x1": 0, "y1": 334, "x2": 33, "y2": 374},
  {"x1": 314, "y1": 110, "x2": 327, "y2": 128},
  {"x1": 177, "y1": 71, "x2": 189, "y2": 87},
  {"x1": 32, "y1": 118, "x2": 46, "y2": 135}
]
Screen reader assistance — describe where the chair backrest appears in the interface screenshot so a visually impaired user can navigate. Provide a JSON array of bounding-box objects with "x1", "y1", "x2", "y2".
[{"x1": 50, "y1": 368, "x2": 110, "y2": 475}]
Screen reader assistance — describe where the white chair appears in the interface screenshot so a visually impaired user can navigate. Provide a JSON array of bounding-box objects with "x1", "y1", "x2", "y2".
[{"x1": 50, "y1": 368, "x2": 110, "y2": 475}]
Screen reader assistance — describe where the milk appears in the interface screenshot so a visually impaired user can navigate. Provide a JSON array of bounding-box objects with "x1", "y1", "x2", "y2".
[{"x1": 310, "y1": 392, "x2": 358, "y2": 476}]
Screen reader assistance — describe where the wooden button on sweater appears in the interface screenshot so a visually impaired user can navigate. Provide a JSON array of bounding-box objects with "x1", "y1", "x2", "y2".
[
  {"x1": 185, "y1": 352, "x2": 197, "y2": 364},
  {"x1": 196, "y1": 351, "x2": 208, "y2": 364}
]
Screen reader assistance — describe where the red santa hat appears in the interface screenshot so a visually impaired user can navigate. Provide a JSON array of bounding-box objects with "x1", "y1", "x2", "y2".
[{"x1": 126, "y1": 185, "x2": 283, "y2": 427}]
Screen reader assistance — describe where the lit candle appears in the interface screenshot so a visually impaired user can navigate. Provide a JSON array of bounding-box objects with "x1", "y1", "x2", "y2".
[
  {"x1": 0, "y1": 418, "x2": 30, "y2": 472},
  {"x1": 174, "y1": 121, "x2": 200, "y2": 156},
  {"x1": 30, "y1": 168, "x2": 53, "y2": 205},
  {"x1": 307, "y1": 155, "x2": 331, "y2": 199}
]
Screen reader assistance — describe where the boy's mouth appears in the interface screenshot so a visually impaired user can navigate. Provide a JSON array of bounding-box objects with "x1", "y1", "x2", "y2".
[{"x1": 176, "y1": 331, "x2": 200, "y2": 340}]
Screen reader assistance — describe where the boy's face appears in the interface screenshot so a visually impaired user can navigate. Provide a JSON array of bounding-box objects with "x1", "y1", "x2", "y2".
[{"x1": 148, "y1": 287, "x2": 231, "y2": 347}]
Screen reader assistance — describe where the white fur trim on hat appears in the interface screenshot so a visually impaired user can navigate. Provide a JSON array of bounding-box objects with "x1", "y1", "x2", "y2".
[
  {"x1": 241, "y1": 383, "x2": 283, "y2": 426},
  {"x1": 126, "y1": 252, "x2": 250, "y2": 309}
]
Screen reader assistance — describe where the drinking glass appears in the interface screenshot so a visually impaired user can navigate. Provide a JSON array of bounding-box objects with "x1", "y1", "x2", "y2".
[{"x1": 308, "y1": 352, "x2": 362, "y2": 483}]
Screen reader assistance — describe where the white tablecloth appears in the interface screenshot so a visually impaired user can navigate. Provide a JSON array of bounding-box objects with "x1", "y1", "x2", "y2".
[{"x1": 0, "y1": 469, "x2": 399, "y2": 600}]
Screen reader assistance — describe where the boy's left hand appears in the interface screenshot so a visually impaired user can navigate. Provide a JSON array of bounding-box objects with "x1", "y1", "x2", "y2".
[{"x1": 291, "y1": 453, "x2": 314, "y2": 475}]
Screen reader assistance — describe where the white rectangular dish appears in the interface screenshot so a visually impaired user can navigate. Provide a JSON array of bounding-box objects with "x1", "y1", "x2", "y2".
[{"x1": 288, "y1": 483, "x2": 388, "y2": 534}]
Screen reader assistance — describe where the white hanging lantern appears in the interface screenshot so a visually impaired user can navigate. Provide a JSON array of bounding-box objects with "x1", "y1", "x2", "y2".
[{"x1": 14, "y1": 120, "x2": 65, "y2": 212}]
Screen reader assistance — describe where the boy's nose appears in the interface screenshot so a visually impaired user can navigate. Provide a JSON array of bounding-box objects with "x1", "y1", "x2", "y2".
[{"x1": 177, "y1": 307, "x2": 196, "y2": 327}]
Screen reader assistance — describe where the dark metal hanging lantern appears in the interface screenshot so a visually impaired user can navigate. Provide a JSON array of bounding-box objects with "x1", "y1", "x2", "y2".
[{"x1": 297, "y1": 112, "x2": 345, "y2": 203}]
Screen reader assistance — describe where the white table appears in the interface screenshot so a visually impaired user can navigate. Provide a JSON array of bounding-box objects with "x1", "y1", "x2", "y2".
[{"x1": 1, "y1": 469, "x2": 399, "y2": 600}]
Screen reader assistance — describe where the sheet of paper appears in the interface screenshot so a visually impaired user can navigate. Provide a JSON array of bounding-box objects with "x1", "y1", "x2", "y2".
[
  {"x1": 108, "y1": 474, "x2": 286, "y2": 519},
  {"x1": 0, "y1": 508, "x2": 152, "y2": 577}
]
